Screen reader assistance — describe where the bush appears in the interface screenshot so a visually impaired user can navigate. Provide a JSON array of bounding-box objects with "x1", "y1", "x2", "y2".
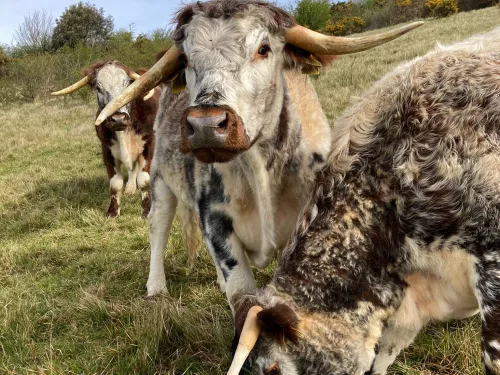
[
  {"x1": 0, "y1": 31, "x2": 173, "y2": 105},
  {"x1": 294, "y1": 0, "x2": 331, "y2": 31},
  {"x1": 425, "y1": 0, "x2": 459, "y2": 17},
  {"x1": 325, "y1": 16, "x2": 365, "y2": 35},
  {"x1": 361, "y1": 0, "x2": 426, "y2": 30}
]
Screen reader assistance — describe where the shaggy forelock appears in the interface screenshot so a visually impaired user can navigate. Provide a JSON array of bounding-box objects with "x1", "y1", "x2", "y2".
[{"x1": 173, "y1": 0, "x2": 295, "y2": 45}]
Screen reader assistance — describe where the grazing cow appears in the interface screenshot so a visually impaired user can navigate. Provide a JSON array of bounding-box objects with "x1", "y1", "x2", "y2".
[
  {"x1": 95, "y1": 1, "x2": 421, "y2": 310},
  {"x1": 228, "y1": 27, "x2": 500, "y2": 375},
  {"x1": 52, "y1": 61, "x2": 160, "y2": 218}
]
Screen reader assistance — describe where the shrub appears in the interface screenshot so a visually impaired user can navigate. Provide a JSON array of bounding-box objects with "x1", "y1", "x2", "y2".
[
  {"x1": 361, "y1": 0, "x2": 426, "y2": 29},
  {"x1": 0, "y1": 30, "x2": 173, "y2": 105},
  {"x1": 294, "y1": 0, "x2": 331, "y2": 31},
  {"x1": 0, "y1": 47, "x2": 9, "y2": 66},
  {"x1": 425, "y1": 0, "x2": 459, "y2": 17},
  {"x1": 396, "y1": 0, "x2": 413, "y2": 6},
  {"x1": 324, "y1": 16, "x2": 365, "y2": 36}
]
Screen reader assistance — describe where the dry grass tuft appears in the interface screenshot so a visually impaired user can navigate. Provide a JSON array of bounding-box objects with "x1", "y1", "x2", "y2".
[{"x1": 1, "y1": 6, "x2": 499, "y2": 374}]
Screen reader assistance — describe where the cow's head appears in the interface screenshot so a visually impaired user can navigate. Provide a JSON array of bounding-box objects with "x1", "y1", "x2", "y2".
[
  {"x1": 95, "y1": 1, "x2": 422, "y2": 161},
  {"x1": 52, "y1": 61, "x2": 154, "y2": 131},
  {"x1": 228, "y1": 301, "x2": 379, "y2": 375}
]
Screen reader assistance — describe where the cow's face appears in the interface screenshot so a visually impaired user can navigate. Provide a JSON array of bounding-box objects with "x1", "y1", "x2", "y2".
[
  {"x1": 178, "y1": 10, "x2": 288, "y2": 163},
  {"x1": 92, "y1": 62, "x2": 133, "y2": 131},
  {"x1": 234, "y1": 303, "x2": 375, "y2": 375}
]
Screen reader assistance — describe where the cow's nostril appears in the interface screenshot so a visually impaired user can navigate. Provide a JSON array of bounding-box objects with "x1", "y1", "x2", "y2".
[
  {"x1": 186, "y1": 121, "x2": 195, "y2": 137},
  {"x1": 217, "y1": 117, "x2": 228, "y2": 129}
]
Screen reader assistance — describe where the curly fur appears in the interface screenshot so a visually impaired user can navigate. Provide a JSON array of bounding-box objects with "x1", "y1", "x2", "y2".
[{"x1": 239, "y1": 26, "x2": 500, "y2": 375}]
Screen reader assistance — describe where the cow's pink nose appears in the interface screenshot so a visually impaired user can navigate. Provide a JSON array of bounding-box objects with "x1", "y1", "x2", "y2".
[
  {"x1": 111, "y1": 112, "x2": 128, "y2": 123},
  {"x1": 185, "y1": 110, "x2": 229, "y2": 149},
  {"x1": 108, "y1": 112, "x2": 130, "y2": 130}
]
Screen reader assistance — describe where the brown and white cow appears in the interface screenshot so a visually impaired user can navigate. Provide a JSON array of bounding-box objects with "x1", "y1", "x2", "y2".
[
  {"x1": 95, "y1": 1, "x2": 421, "y2": 312},
  {"x1": 52, "y1": 61, "x2": 160, "y2": 218}
]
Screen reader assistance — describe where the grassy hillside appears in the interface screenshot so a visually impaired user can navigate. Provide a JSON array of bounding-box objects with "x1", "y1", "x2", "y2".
[{"x1": 1, "y1": 6, "x2": 499, "y2": 375}]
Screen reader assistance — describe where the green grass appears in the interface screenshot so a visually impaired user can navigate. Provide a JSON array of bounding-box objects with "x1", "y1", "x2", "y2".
[{"x1": 1, "y1": 7, "x2": 499, "y2": 375}]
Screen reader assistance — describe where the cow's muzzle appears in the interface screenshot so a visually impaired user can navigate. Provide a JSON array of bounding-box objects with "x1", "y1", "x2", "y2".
[
  {"x1": 180, "y1": 106, "x2": 249, "y2": 163},
  {"x1": 107, "y1": 112, "x2": 131, "y2": 131}
]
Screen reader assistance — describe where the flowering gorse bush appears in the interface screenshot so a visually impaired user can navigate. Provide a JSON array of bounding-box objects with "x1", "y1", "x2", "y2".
[{"x1": 425, "y1": 0, "x2": 459, "y2": 17}]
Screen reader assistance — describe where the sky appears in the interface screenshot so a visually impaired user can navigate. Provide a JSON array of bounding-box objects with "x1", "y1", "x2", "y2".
[{"x1": 0, "y1": 0, "x2": 290, "y2": 45}]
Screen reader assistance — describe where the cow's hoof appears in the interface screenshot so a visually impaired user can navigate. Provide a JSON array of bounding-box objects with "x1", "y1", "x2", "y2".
[
  {"x1": 107, "y1": 198, "x2": 120, "y2": 217},
  {"x1": 146, "y1": 279, "x2": 167, "y2": 297}
]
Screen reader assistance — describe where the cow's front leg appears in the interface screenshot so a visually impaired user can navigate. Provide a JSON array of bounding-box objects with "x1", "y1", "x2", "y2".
[
  {"x1": 108, "y1": 166, "x2": 124, "y2": 217},
  {"x1": 102, "y1": 143, "x2": 123, "y2": 217},
  {"x1": 476, "y1": 255, "x2": 500, "y2": 375},
  {"x1": 371, "y1": 317, "x2": 422, "y2": 374},
  {"x1": 124, "y1": 162, "x2": 139, "y2": 195},
  {"x1": 199, "y1": 208, "x2": 256, "y2": 313},
  {"x1": 138, "y1": 142, "x2": 153, "y2": 218},
  {"x1": 146, "y1": 172, "x2": 177, "y2": 297}
]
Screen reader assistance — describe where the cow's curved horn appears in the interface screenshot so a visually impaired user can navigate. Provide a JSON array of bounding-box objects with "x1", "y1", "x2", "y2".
[
  {"x1": 51, "y1": 76, "x2": 90, "y2": 96},
  {"x1": 95, "y1": 46, "x2": 182, "y2": 125},
  {"x1": 128, "y1": 71, "x2": 155, "y2": 101},
  {"x1": 227, "y1": 306, "x2": 263, "y2": 375},
  {"x1": 285, "y1": 21, "x2": 424, "y2": 55}
]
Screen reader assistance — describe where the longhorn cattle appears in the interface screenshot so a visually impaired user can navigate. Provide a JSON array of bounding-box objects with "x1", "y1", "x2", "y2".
[
  {"x1": 52, "y1": 61, "x2": 160, "y2": 218},
  {"x1": 229, "y1": 27, "x2": 500, "y2": 375},
  {"x1": 95, "y1": 1, "x2": 422, "y2": 311}
]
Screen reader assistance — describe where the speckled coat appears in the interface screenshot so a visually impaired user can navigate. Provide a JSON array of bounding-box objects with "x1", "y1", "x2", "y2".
[
  {"x1": 145, "y1": 1, "x2": 332, "y2": 312},
  {"x1": 239, "y1": 27, "x2": 500, "y2": 375}
]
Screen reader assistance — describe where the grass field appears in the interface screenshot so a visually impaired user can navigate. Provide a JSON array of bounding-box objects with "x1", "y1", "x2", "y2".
[{"x1": 1, "y1": 6, "x2": 499, "y2": 375}]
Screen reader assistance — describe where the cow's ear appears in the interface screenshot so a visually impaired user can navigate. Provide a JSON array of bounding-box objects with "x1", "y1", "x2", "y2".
[
  {"x1": 284, "y1": 44, "x2": 337, "y2": 75},
  {"x1": 136, "y1": 68, "x2": 148, "y2": 76},
  {"x1": 171, "y1": 71, "x2": 186, "y2": 93},
  {"x1": 257, "y1": 304, "x2": 300, "y2": 345},
  {"x1": 82, "y1": 68, "x2": 93, "y2": 87},
  {"x1": 231, "y1": 299, "x2": 258, "y2": 354},
  {"x1": 155, "y1": 49, "x2": 169, "y2": 62},
  {"x1": 155, "y1": 49, "x2": 187, "y2": 92}
]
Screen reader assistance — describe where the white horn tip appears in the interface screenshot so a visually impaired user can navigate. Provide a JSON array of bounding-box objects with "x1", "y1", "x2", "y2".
[
  {"x1": 143, "y1": 88, "x2": 155, "y2": 101},
  {"x1": 95, "y1": 116, "x2": 105, "y2": 126}
]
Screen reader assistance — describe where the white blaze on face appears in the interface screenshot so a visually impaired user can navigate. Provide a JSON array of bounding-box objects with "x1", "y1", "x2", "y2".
[
  {"x1": 181, "y1": 13, "x2": 287, "y2": 143},
  {"x1": 95, "y1": 63, "x2": 131, "y2": 113}
]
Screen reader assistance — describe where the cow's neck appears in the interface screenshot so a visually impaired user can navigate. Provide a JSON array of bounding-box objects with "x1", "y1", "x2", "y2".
[
  {"x1": 272, "y1": 169, "x2": 406, "y2": 311},
  {"x1": 215, "y1": 70, "x2": 331, "y2": 257}
]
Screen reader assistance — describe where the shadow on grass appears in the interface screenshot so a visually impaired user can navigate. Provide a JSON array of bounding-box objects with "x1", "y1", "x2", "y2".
[{"x1": 2, "y1": 175, "x2": 108, "y2": 239}]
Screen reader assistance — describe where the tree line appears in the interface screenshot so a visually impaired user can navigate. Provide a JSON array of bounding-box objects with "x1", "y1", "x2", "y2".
[
  {"x1": 0, "y1": 0, "x2": 498, "y2": 104},
  {"x1": 294, "y1": 0, "x2": 498, "y2": 35},
  {"x1": 0, "y1": 2, "x2": 173, "y2": 104}
]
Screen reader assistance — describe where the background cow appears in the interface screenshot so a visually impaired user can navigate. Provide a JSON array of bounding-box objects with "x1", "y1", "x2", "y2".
[
  {"x1": 52, "y1": 61, "x2": 160, "y2": 218},
  {"x1": 95, "y1": 1, "x2": 421, "y2": 311},
  {"x1": 228, "y1": 26, "x2": 500, "y2": 375}
]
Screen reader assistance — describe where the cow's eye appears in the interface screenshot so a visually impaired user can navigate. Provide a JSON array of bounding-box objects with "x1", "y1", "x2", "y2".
[{"x1": 258, "y1": 44, "x2": 271, "y2": 57}]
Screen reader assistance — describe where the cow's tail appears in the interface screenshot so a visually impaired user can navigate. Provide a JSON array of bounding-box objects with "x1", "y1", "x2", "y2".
[{"x1": 178, "y1": 202, "x2": 202, "y2": 266}]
